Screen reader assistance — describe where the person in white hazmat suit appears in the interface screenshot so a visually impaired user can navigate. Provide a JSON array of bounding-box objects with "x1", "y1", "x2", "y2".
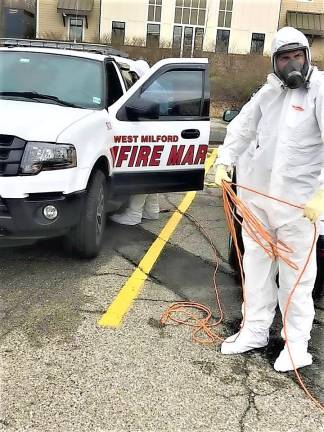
[
  {"x1": 214, "y1": 27, "x2": 324, "y2": 372},
  {"x1": 110, "y1": 60, "x2": 160, "y2": 226}
]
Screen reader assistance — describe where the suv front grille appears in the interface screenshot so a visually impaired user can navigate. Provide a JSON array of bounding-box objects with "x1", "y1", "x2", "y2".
[{"x1": 0, "y1": 135, "x2": 26, "y2": 176}]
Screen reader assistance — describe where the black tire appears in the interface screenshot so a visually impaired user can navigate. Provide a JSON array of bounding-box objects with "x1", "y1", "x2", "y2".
[
  {"x1": 66, "y1": 170, "x2": 107, "y2": 259},
  {"x1": 313, "y1": 237, "x2": 324, "y2": 299}
]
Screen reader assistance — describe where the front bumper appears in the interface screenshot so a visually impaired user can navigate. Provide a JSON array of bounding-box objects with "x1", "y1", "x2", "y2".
[{"x1": 0, "y1": 191, "x2": 85, "y2": 247}]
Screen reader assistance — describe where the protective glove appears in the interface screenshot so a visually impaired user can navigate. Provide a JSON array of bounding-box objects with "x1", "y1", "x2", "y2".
[
  {"x1": 214, "y1": 164, "x2": 232, "y2": 187},
  {"x1": 303, "y1": 189, "x2": 324, "y2": 223}
]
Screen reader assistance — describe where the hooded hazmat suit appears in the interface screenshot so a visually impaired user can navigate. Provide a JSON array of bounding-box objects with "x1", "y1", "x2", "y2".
[{"x1": 216, "y1": 27, "x2": 324, "y2": 371}]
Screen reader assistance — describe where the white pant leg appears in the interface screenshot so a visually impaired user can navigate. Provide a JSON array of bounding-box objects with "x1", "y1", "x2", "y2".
[
  {"x1": 128, "y1": 194, "x2": 147, "y2": 213},
  {"x1": 277, "y1": 218, "x2": 318, "y2": 344},
  {"x1": 110, "y1": 194, "x2": 147, "y2": 225},
  {"x1": 242, "y1": 228, "x2": 279, "y2": 332},
  {"x1": 144, "y1": 193, "x2": 159, "y2": 215}
]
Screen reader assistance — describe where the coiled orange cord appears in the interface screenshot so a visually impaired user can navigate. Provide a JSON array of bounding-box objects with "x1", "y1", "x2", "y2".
[{"x1": 160, "y1": 180, "x2": 324, "y2": 412}]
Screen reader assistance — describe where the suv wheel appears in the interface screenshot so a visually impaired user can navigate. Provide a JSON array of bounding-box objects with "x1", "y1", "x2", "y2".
[{"x1": 66, "y1": 170, "x2": 107, "y2": 258}]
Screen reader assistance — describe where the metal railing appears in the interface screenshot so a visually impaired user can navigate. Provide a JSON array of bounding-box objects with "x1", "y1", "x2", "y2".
[{"x1": 0, "y1": 38, "x2": 129, "y2": 58}]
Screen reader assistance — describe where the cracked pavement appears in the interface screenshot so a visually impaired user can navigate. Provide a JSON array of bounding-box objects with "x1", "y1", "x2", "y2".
[{"x1": 0, "y1": 172, "x2": 323, "y2": 431}]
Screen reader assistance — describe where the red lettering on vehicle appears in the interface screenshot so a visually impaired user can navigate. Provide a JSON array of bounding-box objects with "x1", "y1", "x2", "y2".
[
  {"x1": 167, "y1": 145, "x2": 185, "y2": 165},
  {"x1": 141, "y1": 135, "x2": 179, "y2": 143},
  {"x1": 135, "y1": 146, "x2": 151, "y2": 167},
  {"x1": 110, "y1": 146, "x2": 119, "y2": 166},
  {"x1": 113, "y1": 136, "x2": 122, "y2": 143},
  {"x1": 181, "y1": 145, "x2": 195, "y2": 165},
  {"x1": 149, "y1": 145, "x2": 164, "y2": 166},
  {"x1": 116, "y1": 146, "x2": 131, "y2": 167},
  {"x1": 194, "y1": 145, "x2": 208, "y2": 165},
  {"x1": 128, "y1": 146, "x2": 139, "y2": 167}
]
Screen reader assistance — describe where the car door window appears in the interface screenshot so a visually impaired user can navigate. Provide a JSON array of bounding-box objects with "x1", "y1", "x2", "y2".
[
  {"x1": 106, "y1": 62, "x2": 124, "y2": 107},
  {"x1": 141, "y1": 69, "x2": 203, "y2": 117},
  {"x1": 117, "y1": 67, "x2": 208, "y2": 121}
]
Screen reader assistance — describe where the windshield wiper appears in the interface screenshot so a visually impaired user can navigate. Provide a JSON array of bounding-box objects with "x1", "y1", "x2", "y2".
[{"x1": 0, "y1": 91, "x2": 82, "y2": 108}]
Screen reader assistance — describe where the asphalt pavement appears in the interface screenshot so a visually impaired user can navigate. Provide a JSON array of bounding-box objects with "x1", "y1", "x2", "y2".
[{"x1": 0, "y1": 161, "x2": 323, "y2": 431}]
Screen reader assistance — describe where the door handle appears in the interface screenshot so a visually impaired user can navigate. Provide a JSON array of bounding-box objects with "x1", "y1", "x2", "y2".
[{"x1": 181, "y1": 129, "x2": 200, "y2": 139}]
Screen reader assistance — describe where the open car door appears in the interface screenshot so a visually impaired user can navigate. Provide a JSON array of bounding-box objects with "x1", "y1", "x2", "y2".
[{"x1": 108, "y1": 58, "x2": 210, "y2": 195}]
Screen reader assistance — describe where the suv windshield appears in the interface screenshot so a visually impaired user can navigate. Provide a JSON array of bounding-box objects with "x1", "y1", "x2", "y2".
[{"x1": 0, "y1": 51, "x2": 104, "y2": 109}]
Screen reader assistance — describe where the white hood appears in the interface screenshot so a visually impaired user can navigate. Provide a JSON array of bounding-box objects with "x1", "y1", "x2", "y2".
[
  {"x1": 0, "y1": 99, "x2": 94, "y2": 142},
  {"x1": 271, "y1": 26, "x2": 311, "y2": 62}
]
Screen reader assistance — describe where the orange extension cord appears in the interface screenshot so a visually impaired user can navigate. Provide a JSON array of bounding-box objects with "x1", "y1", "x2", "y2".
[{"x1": 160, "y1": 180, "x2": 324, "y2": 412}]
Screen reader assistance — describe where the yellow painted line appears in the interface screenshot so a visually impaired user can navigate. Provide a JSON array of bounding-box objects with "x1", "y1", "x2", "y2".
[{"x1": 98, "y1": 148, "x2": 218, "y2": 328}]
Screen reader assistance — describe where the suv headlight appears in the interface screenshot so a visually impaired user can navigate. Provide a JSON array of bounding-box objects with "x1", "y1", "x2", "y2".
[{"x1": 20, "y1": 142, "x2": 77, "y2": 175}]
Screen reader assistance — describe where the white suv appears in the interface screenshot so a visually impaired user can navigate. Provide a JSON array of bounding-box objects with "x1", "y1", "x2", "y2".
[{"x1": 0, "y1": 39, "x2": 210, "y2": 257}]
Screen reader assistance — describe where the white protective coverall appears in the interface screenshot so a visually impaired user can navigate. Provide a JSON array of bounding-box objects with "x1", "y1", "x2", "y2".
[
  {"x1": 216, "y1": 27, "x2": 324, "y2": 371},
  {"x1": 110, "y1": 60, "x2": 160, "y2": 226}
]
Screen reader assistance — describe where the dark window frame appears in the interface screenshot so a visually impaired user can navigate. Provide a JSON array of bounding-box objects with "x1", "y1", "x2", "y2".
[
  {"x1": 69, "y1": 16, "x2": 84, "y2": 42},
  {"x1": 146, "y1": 23, "x2": 160, "y2": 48},
  {"x1": 250, "y1": 32, "x2": 265, "y2": 55},
  {"x1": 216, "y1": 29, "x2": 230, "y2": 53},
  {"x1": 172, "y1": 25, "x2": 183, "y2": 50},
  {"x1": 111, "y1": 21, "x2": 125, "y2": 46},
  {"x1": 194, "y1": 27, "x2": 204, "y2": 50}
]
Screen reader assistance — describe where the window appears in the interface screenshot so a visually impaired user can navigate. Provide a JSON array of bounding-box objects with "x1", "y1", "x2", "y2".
[
  {"x1": 172, "y1": 25, "x2": 183, "y2": 50},
  {"x1": 251, "y1": 33, "x2": 265, "y2": 55},
  {"x1": 0, "y1": 51, "x2": 104, "y2": 110},
  {"x1": 138, "y1": 69, "x2": 204, "y2": 117},
  {"x1": 183, "y1": 26, "x2": 193, "y2": 54},
  {"x1": 69, "y1": 17, "x2": 84, "y2": 42},
  {"x1": 218, "y1": 0, "x2": 233, "y2": 28},
  {"x1": 146, "y1": 23, "x2": 160, "y2": 48},
  {"x1": 173, "y1": 0, "x2": 206, "y2": 54},
  {"x1": 111, "y1": 21, "x2": 125, "y2": 46},
  {"x1": 216, "y1": 29, "x2": 230, "y2": 53},
  {"x1": 148, "y1": 0, "x2": 162, "y2": 22},
  {"x1": 194, "y1": 27, "x2": 204, "y2": 50},
  {"x1": 106, "y1": 63, "x2": 124, "y2": 106},
  {"x1": 174, "y1": 0, "x2": 206, "y2": 26}
]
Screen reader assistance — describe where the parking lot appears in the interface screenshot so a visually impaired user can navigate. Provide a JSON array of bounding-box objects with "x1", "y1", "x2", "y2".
[{"x1": 0, "y1": 156, "x2": 323, "y2": 432}]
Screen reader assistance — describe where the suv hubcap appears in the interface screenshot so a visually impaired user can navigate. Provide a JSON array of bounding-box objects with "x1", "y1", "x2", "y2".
[{"x1": 96, "y1": 186, "x2": 105, "y2": 240}]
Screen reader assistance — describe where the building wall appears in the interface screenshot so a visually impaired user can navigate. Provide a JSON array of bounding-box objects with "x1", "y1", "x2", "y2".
[
  {"x1": 4, "y1": 0, "x2": 36, "y2": 14},
  {"x1": 38, "y1": 0, "x2": 65, "y2": 39},
  {"x1": 1, "y1": 0, "x2": 36, "y2": 38},
  {"x1": 100, "y1": 0, "x2": 148, "y2": 43},
  {"x1": 35, "y1": 0, "x2": 323, "y2": 59},
  {"x1": 86, "y1": 0, "x2": 101, "y2": 42},
  {"x1": 279, "y1": 0, "x2": 324, "y2": 28},
  {"x1": 100, "y1": 0, "x2": 281, "y2": 55},
  {"x1": 159, "y1": 0, "x2": 176, "y2": 47},
  {"x1": 37, "y1": 0, "x2": 100, "y2": 42},
  {"x1": 279, "y1": 0, "x2": 324, "y2": 60},
  {"x1": 3, "y1": 8, "x2": 35, "y2": 37},
  {"x1": 229, "y1": 0, "x2": 281, "y2": 55}
]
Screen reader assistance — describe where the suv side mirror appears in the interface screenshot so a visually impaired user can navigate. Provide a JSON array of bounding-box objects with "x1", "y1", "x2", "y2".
[
  {"x1": 223, "y1": 109, "x2": 240, "y2": 122},
  {"x1": 125, "y1": 98, "x2": 159, "y2": 121}
]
